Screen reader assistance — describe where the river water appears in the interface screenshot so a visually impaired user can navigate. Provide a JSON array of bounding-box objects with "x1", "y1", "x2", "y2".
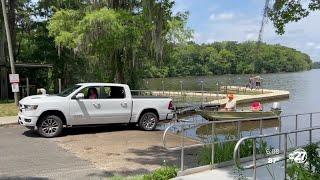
[{"x1": 152, "y1": 69, "x2": 320, "y2": 149}]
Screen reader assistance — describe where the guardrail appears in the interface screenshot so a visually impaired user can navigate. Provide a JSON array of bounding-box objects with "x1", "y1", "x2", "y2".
[
  {"x1": 233, "y1": 126, "x2": 320, "y2": 180},
  {"x1": 162, "y1": 111, "x2": 320, "y2": 175}
]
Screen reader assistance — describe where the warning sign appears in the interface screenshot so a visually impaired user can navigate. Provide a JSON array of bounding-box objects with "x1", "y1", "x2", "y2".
[
  {"x1": 9, "y1": 74, "x2": 20, "y2": 83},
  {"x1": 11, "y1": 83, "x2": 19, "y2": 92}
]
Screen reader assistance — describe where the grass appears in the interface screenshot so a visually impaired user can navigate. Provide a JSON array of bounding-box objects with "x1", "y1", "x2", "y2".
[
  {"x1": 109, "y1": 175, "x2": 144, "y2": 180},
  {"x1": 0, "y1": 100, "x2": 18, "y2": 117},
  {"x1": 109, "y1": 166, "x2": 178, "y2": 180}
]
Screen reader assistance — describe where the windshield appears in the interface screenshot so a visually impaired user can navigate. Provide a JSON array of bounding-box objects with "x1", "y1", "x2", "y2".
[{"x1": 57, "y1": 85, "x2": 81, "y2": 97}]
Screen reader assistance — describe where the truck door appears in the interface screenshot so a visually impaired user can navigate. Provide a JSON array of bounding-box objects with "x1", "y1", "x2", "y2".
[
  {"x1": 97, "y1": 86, "x2": 132, "y2": 124},
  {"x1": 69, "y1": 86, "x2": 105, "y2": 125}
]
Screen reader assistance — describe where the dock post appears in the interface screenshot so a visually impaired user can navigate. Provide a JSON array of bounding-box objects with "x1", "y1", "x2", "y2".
[
  {"x1": 309, "y1": 113, "x2": 313, "y2": 144},
  {"x1": 26, "y1": 77, "x2": 29, "y2": 96},
  {"x1": 162, "y1": 80, "x2": 164, "y2": 95},
  {"x1": 180, "y1": 126, "x2": 185, "y2": 172},
  {"x1": 211, "y1": 122, "x2": 215, "y2": 169},
  {"x1": 278, "y1": 117, "x2": 282, "y2": 150},
  {"x1": 284, "y1": 133, "x2": 288, "y2": 180},
  {"x1": 295, "y1": 115, "x2": 298, "y2": 146},
  {"x1": 259, "y1": 119, "x2": 263, "y2": 149},
  {"x1": 201, "y1": 80, "x2": 204, "y2": 107},
  {"x1": 237, "y1": 121, "x2": 241, "y2": 158},
  {"x1": 58, "y1": 78, "x2": 62, "y2": 93},
  {"x1": 180, "y1": 81, "x2": 183, "y2": 96},
  {"x1": 253, "y1": 138, "x2": 257, "y2": 180}
]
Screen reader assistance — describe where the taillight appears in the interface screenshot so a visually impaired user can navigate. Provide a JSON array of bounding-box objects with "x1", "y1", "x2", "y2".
[{"x1": 168, "y1": 101, "x2": 174, "y2": 110}]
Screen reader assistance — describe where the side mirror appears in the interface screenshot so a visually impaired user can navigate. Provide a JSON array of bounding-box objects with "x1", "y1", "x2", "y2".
[{"x1": 75, "y1": 93, "x2": 84, "y2": 99}]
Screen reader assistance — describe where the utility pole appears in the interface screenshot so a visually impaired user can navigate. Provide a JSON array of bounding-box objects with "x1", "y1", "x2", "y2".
[{"x1": 1, "y1": 0, "x2": 18, "y2": 105}]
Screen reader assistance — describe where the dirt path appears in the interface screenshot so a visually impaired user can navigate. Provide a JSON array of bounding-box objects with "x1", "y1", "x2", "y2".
[{"x1": 52, "y1": 125, "x2": 200, "y2": 176}]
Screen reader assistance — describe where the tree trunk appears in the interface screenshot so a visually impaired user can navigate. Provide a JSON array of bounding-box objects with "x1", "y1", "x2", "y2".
[
  {"x1": 0, "y1": 22, "x2": 8, "y2": 100},
  {"x1": 8, "y1": 0, "x2": 16, "y2": 59}
]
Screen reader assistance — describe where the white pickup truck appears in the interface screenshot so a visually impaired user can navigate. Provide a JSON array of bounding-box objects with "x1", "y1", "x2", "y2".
[{"x1": 18, "y1": 83, "x2": 175, "y2": 137}]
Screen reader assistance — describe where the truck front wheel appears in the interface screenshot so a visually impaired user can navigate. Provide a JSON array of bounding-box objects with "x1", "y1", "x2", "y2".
[
  {"x1": 139, "y1": 112, "x2": 158, "y2": 131},
  {"x1": 37, "y1": 115, "x2": 63, "y2": 138}
]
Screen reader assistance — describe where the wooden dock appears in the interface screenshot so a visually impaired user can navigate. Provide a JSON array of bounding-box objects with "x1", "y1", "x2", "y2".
[{"x1": 151, "y1": 86, "x2": 290, "y2": 107}]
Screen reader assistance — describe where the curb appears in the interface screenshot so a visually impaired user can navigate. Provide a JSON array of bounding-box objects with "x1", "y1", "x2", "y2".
[
  {"x1": 0, "y1": 116, "x2": 18, "y2": 127},
  {"x1": 0, "y1": 122, "x2": 18, "y2": 127}
]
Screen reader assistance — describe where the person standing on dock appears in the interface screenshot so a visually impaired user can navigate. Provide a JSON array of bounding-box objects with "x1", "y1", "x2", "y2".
[{"x1": 225, "y1": 94, "x2": 236, "y2": 111}]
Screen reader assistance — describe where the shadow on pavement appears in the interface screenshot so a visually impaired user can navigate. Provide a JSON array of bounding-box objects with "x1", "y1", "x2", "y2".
[
  {"x1": 87, "y1": 168, "x2": 150, "y2": 178},
  {"x1": 22, "y1": 123, "x2": 162, "y2": 138},
  {"x1": 0, "y1": 176, "x2": 48, "y2": 180}
]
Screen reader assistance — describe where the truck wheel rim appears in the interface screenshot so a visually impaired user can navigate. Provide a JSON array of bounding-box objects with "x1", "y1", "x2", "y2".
[
  {"x1": 143, "y1": 114, "x2": 156, "y2": 129},
  {"x1": 41, "y1": 118, "x2": 59, "y2": 135}
]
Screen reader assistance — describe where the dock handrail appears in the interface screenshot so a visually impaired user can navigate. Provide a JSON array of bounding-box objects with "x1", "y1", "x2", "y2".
[
  {"x1": 162, "y1": 111, "x2": 320, "y2": 175},
  {"x1": 233, "y1": 125, "x2": 320, "y2": 180}
]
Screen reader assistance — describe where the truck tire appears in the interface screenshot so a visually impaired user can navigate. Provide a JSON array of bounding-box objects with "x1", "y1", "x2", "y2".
[
  {"x1": 37, "y1": 115, "x2": 63, "y2": 138},
  {"x1": 139, "y1": 112, "x2": 158, "y2": 131}
]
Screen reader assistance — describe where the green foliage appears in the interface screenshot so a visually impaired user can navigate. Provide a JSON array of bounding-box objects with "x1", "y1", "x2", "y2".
[
  {"x1": 108, "y1": 166, "x2": 177, "y2": 180},
  {"x1": 109, "y1": 175, "x2": 144, "y2": 180},
  {"x1": 5, "y1": 0, "x2": 191, "y2": 91},
  {"x1": 269, "y1": 0, "x2": 320, "y2": 35},
  {"x1": 5, "y1": 0, "x2": 315, "y2": 92},
  {"x1": 146, "y1": 41, "x2": 312, "y2": 78},
  {"x1": 142, "y1": 166, "x2": 178, "y2": 180},
  {"x1": 197, "y1": 138, "x2": 268, "y2": 165},
  {"x1": 287, "y1": 143, "x2": 320, "y2": 180},
  {"x1": 45, "y1": 0, "x2": 192, "y2": 87}
]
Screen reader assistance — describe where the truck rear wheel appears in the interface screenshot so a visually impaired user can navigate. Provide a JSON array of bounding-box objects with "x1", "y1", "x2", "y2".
[
  {"x1": 139, "y1": 112, "x2": 158, "y2": 131},
  {"x1": 37, "y1": 115, "x2": 63, "y2": 138}
]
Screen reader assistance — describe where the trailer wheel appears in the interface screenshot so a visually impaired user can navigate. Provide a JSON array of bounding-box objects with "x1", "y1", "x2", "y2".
[
  {"x1": 139, "y1": 112, "x2": 158, "y2": 131},
  {"x1": 37, "y1": 115, "x2": 63, "y2": 138}
]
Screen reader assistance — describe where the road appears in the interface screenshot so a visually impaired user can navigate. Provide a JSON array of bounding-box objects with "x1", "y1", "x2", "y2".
[{"x1": 0, "y1": 125, "x2": 108, "y2": 180}]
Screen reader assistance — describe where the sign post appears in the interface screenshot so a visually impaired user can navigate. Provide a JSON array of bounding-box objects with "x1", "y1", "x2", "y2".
[
  {"x1": 1, "y1": 0, "x2": 18, "y2": 105},
  {"x1": 9, "y1": 74, "x2": 20, "y2": 94}
]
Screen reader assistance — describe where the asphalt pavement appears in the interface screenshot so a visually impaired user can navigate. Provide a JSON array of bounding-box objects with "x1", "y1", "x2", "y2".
[{"x1": 0, "y1": 125, "x2": 109, "y2": 180}]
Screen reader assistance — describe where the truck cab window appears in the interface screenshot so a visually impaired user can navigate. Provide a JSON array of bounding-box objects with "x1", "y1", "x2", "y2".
[
  {"x1": 100, "y1": 86, "x2": 125, "y2": 99},
  {"x1": 78, "y1": 86, "x2": 100, "y2": 99}
]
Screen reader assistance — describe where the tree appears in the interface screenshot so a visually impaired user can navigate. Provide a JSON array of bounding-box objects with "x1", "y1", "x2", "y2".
[
  {"x1": 47, "y1": 0, "x2": 191, "y2": 88},
  {"x1": 268, "y1": 0, "x2": 320, "y2": 34}
]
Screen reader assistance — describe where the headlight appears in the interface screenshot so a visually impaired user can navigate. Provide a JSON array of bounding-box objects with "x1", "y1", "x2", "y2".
[{"x1": 24, "y1": 105, "x2": 38, "y2": 111}]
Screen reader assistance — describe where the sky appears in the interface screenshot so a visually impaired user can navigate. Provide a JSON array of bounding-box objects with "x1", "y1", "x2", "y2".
[{"x1": 173, "y1": 0, "x2": 320, "y2": 62}]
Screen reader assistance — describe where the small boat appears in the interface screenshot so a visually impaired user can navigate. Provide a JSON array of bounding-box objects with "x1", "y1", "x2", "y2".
[{"x1": 197, "y1": 108, "x2": 281, "y2": 121}]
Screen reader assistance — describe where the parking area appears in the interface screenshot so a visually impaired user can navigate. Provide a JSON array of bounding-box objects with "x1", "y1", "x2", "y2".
[
  {"x1": 0, "y1": 125, "x2": 107, "y2": 179},
  {"x1": 0, "y1": 124, "x2": 198, "y2": 179}
]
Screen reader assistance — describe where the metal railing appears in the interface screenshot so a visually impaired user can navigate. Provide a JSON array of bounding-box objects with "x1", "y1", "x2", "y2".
[
  {"x1": 233, "y1": 125, "x2": 320, "y2": 180},
  {"x1": 162, "y1": 111, "x2": 320, "y2": 175},
  {"x1": 131, "y1": 89, "x2": 224, "y2": 107}
]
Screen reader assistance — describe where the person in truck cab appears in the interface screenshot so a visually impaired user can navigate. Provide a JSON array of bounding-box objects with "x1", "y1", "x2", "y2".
[{"x1": 87, "y1": 87, "x2": 98, "y2": 99}]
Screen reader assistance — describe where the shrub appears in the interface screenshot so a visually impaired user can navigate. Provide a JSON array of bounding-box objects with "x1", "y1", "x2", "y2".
[
  {"x1": 143, "y1": 166, "x2": 178, "y2": 180},
  {"x1": 197, "y1": 139, "x2": 268, "y2": 165},
  {"x1": 287, "y1": 143, "x2": 320, "y2": 180}
]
